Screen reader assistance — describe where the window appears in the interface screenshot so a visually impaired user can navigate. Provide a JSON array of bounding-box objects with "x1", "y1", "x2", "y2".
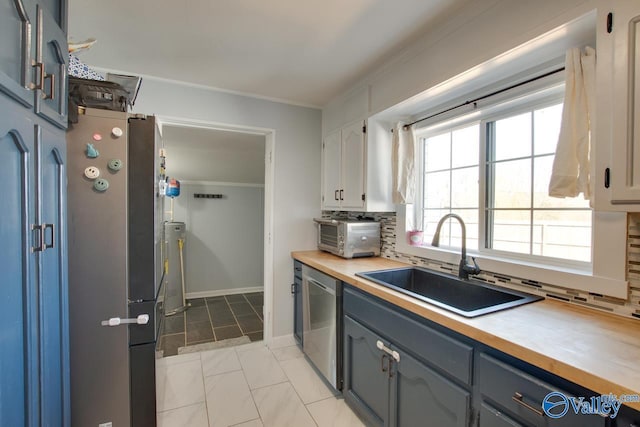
[{"x1": 415, "y1": 88, "x2": 592, "y2": 267}]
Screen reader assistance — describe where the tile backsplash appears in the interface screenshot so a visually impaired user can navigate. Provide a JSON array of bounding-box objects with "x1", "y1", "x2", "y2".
[{"x1": 324, "y1": 211, "x2": 640, "y2": 320}]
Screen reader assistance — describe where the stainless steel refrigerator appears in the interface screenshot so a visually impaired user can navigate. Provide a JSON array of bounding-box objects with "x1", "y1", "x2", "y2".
[{"x1": 67, "y1": 108, "x2": 162, "y2": 427}]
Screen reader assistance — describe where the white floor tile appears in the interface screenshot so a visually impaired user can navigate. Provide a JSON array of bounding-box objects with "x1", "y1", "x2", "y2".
[
  {"x1": 156, "y1": 352, "x2": 201, "y2": 368},
  {"x1": 268, "y1": 334, "x2": 297, "y2": 349},
  {"x1": 234, "y1": 341, "x2": 267, "y2": 354},
  {"x1": 307, "y1": 397, "x2": 366, "y2": 427},
  {"x1": 156, "y1": 359, "x2": 205, "y2": 412},
  {"x1": 252, "y1": 382, "x2": 316, "y2": 427},
  {"x1": 280, "y1": 357, "x2": 336, "y2": 404},
  {"x1": 230, "y1": 419, "x2": 264, "y2": 427},
  {"x1": 204, "y1": 370, "x2": 259, "y2": 427},
  {"x1": 201, "y1": 347, "x2": 242, "y2": 377},
  {"x1": 157, "y1": 402, "x2": 209, "y2": 427},
  {"x1": 271, "y1": 345, "x2": 304, "y2": 362},
  {"x1": 237, "y1": 346, "x2": 288, "y2": 389}
]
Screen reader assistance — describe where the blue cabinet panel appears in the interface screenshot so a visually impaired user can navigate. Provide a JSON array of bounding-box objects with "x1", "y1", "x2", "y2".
[
  {"x1": 35, "y1": 4, "x2": 67, "y2": 129},
  {"x1": 37, "y1": 123, "x2": 69, "y2": 426},
  {"x1": 343, "y1": 315, "x2": 389, "y2": 427},
  {"x1": 479, "y1": 403, "x2": 525, "y2": 427},
  {"x1": 0, "y1": 0, "x2": 35, "y2": 107},
  {"x1": 0, "y1": 98, "x2": 38, "y2": 427},
  {"x1": 392, "y1": 350, "x2": 471, "y2": 427}
]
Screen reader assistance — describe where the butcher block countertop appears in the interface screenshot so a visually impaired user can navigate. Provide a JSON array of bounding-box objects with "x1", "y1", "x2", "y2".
[{"x1": 292, "y1": 250, "x2": 640, "y2": 410}]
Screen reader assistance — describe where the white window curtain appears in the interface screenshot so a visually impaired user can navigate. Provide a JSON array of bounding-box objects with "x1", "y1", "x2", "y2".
[
  {"x1": 392, "y1": 122, "x2": 416, "y2": 204},
  {"x1": 549, "y1": 46, "x2": 596, "y2": 200}
]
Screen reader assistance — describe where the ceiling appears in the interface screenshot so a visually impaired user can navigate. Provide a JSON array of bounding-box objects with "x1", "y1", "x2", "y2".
[{"x1": 68, "y1": 0, "x2": 468, "y2": 107}]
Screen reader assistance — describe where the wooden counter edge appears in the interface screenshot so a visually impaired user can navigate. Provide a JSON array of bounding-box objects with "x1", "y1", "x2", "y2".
[{"x1": 291, "y1": 250, "x2": 640, "y2": 411}]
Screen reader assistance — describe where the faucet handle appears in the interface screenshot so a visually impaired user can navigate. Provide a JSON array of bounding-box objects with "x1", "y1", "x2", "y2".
[{"x1": 469, "y1": 257, "x2": 481, "y2": 275}]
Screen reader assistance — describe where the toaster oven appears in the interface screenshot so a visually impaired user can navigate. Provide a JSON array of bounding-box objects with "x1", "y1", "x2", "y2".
[{"x1": 313, "y1": 218, "x2": 380, "y2": 258}]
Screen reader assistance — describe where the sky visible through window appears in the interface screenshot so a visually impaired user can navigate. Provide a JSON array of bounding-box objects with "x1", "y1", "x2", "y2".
[{"x1": 420, "y1": 102, "x2": 592, "y2": 263}]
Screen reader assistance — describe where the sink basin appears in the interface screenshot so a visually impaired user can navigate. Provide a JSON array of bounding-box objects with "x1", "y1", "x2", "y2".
[{"x1": 356, "y1": 267, "x2": 543, "y2": 318}]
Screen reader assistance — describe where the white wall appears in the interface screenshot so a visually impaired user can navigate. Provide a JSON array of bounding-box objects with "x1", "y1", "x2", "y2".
[
  {"x1": 170, "y1": 183, "x2": 264, "y2": 295},
  {"x1": 133, "y1": 77, "x2": 322, "y2": 338}
]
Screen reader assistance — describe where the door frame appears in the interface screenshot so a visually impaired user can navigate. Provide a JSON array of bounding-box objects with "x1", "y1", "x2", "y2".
[{"x1": 155, "y1": 115, "x2": 275, "y2": 344}]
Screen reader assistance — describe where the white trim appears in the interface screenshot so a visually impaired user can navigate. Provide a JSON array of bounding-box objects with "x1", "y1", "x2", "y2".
[
  {"x1": 185, "y1": 287, "x2": 264, "y2": 300},
  {"x1": 156, "y1": 114, "x2": 276, "y2": 345},
  {"x1": 93, "y1": 65, "x2": 321, "y2": 109},
  {"x1": 396, "y1": 205, "x2": 628, "y2": 299},
  {"x1": 180, "y1": 180, "x2": 265, "y2": 188}
]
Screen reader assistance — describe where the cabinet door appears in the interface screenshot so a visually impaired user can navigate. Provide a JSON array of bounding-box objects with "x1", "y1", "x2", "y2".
[
  {"x1": 390, "y1": 349, "x2": 471, "y2": 427},
  {"x1": 609, "y1": 0, "x2": 640, "y2": 204},
  {"x1": 0, "y1": 0, "x2": 36, "y2": 107},
  {"x1": 35, "y1": 4, "x2": 67, "y2": 129},
  {"x1": 343, "y1": 316, "x2": 390, "y2": 427},
  {"x1": 0, "y1": 97, "x2": 38, "y2": 427},
  {"x1": 479, "y1": 403, "x2": 524, "y2": 427},
  {"x1": 37, "y1": 123, "x2": 69, "y2": 427},
  {"x1": 341, "y1": 121, "x2": 365, "y2": 209},
  {"x1": 322, "y1": 130, "x2": 342, "y2": 209}
]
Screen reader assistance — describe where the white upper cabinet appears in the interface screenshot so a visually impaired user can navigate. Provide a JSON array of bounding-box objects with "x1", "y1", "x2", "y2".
[
  {"x1": 594, "y1": 0, "x2": 640, "y2": 210},
  {"x1": 321, "y1": 118, "x2": 395, "y2": 212},
  {"x1": 322, "y1": 130, "x2": 342, "y2": 209}
]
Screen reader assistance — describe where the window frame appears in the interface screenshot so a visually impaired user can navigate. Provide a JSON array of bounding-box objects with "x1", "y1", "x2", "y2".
[{"x1": 396, "y1": 74, "x2": 628, "y2": 298}]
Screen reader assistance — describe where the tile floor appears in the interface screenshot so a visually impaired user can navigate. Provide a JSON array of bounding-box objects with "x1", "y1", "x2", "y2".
[
  {"x1": 159, "y1": 293, "x2": 264, "y2": 357},
  {"x1": 156, "y1": 338, "x2": 366, "y2": 427}
]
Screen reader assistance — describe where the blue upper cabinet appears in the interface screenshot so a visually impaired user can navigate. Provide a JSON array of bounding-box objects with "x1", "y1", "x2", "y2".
[
  {"x1": 0, "y1": 0, "x2": 36, "y2": 108},
  {"x1": 35, "y1": 3, "x2": 68, "y2": 129}
]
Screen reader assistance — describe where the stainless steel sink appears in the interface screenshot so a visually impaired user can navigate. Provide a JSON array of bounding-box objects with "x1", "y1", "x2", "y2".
[{"x1": 356, "y1": 267, "x2": 543, "y2": 318}]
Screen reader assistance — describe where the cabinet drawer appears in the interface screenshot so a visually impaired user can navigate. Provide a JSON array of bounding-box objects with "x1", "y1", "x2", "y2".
[
  {"x1": 344, "y1": 286, "x2": 473, "y2": 385},
  {"x1": 478, "y1": 353, "x2": 606, "y2": 427},
  {"x1": 480, "y1": 402, "x2": 525, "y2": 427}
]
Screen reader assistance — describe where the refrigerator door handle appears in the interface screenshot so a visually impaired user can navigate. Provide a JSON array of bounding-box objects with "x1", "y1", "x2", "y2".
[{"x1": 101, "y1": 314, "x2": 149, "y2": 327}]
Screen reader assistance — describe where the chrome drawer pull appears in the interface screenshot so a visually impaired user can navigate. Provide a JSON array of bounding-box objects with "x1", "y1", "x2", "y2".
[{"x1": 512, "y1": 392, "x2": 544, "y2": 417}]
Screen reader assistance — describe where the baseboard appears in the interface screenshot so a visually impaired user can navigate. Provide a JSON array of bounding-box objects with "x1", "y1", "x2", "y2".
[{"x1": 185, "y1": 286, "x2": 263, "y2": 300}]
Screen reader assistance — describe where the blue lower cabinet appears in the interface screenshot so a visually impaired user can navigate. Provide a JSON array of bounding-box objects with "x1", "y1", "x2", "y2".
[
  {"x1": 392, "y1": 350, "x2": 471, "y2": 427},
  {"x1": 0, "y1": 94, "x2": 69, "y2": 427},
  {"x1": 343, "y1": 315, "x2": 390, "y2": 427},
  {"x1": 341, "y1": 284, "x2": 629, "y2": 427}
]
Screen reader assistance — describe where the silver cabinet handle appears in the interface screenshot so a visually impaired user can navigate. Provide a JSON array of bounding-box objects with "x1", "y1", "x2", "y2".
[
  {"x1": 43, "y1": 73, "x2": 55, "y2": 100},
  {"x1": 101, "y1": 314, "x2": 149, "y2": 327},
  {"x1": 512, "y1": 392, "x2": 544, "y2": 417},
  {"x1": 43, "y1": 223, "x2": 54, "y2": 249},
  {"x1": 376, "y1": 339, "x2": 400, "y2": 362},
  {"x1": 31, "y1": 224, "x2": 44, "y2": 252}
]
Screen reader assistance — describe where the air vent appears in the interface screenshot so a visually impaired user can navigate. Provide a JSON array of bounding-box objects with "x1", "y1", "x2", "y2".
[{"x1": 194, "y1": 194, "x2": 224, "y2": 199}]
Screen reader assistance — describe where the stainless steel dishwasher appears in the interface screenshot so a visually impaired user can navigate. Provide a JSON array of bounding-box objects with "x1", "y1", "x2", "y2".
[{"x1": 302, "y1": 265, "x2": 343, "y2": 390}]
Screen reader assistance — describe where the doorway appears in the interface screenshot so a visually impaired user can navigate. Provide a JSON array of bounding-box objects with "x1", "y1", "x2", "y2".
[{"x1": 155, "y1": 117, "x2": 274, "y2": 357}]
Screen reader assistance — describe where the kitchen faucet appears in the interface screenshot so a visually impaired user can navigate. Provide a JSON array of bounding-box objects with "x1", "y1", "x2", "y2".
[{"x1": 431, "y1": 213, "x2": 481, "y2": 280}]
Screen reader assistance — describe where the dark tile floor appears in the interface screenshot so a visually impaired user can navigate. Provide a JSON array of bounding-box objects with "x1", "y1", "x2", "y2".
[{"x1": 158, "y1": 291, "x2": 264, "y2": 357}]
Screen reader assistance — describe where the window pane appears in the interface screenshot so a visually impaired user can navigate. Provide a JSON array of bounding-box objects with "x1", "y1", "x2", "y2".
[
  {"x1": 534, "y1": 103, "x2": 562, "y2": 155},
  {"x1": 533, "y1": 210, "x2": 591, "y2": 262},
  {"x1": 423, "y1": 209, "x2": 451, "y2": 246},
  {"x1": 495, "y1": 112, "x2": 531, "y2": 161},
  {"x1": 492, "y1": 159, "x2": 531, "y2": 208},
  {"x1": 451, "y1": 167, "x2": 479, "y2": 208},
  {"x1": 489, "y1": 210, "x2": 531, "y2": 254},
  {"x1": 424, "y1": 170, "x2": 450, "y2": 209},
  {"x1": 451, "y1": 209, "x2": 479, "y2": 251},
  {"x1": 533, "y1": 156, "x2": 590, "y2": 208},
  {"x1": 451, "y1": 124, "x2": 479, "y2": 168},
  {"x1": 424, "y1": 133, "x2": 450, "y2": 172}
]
